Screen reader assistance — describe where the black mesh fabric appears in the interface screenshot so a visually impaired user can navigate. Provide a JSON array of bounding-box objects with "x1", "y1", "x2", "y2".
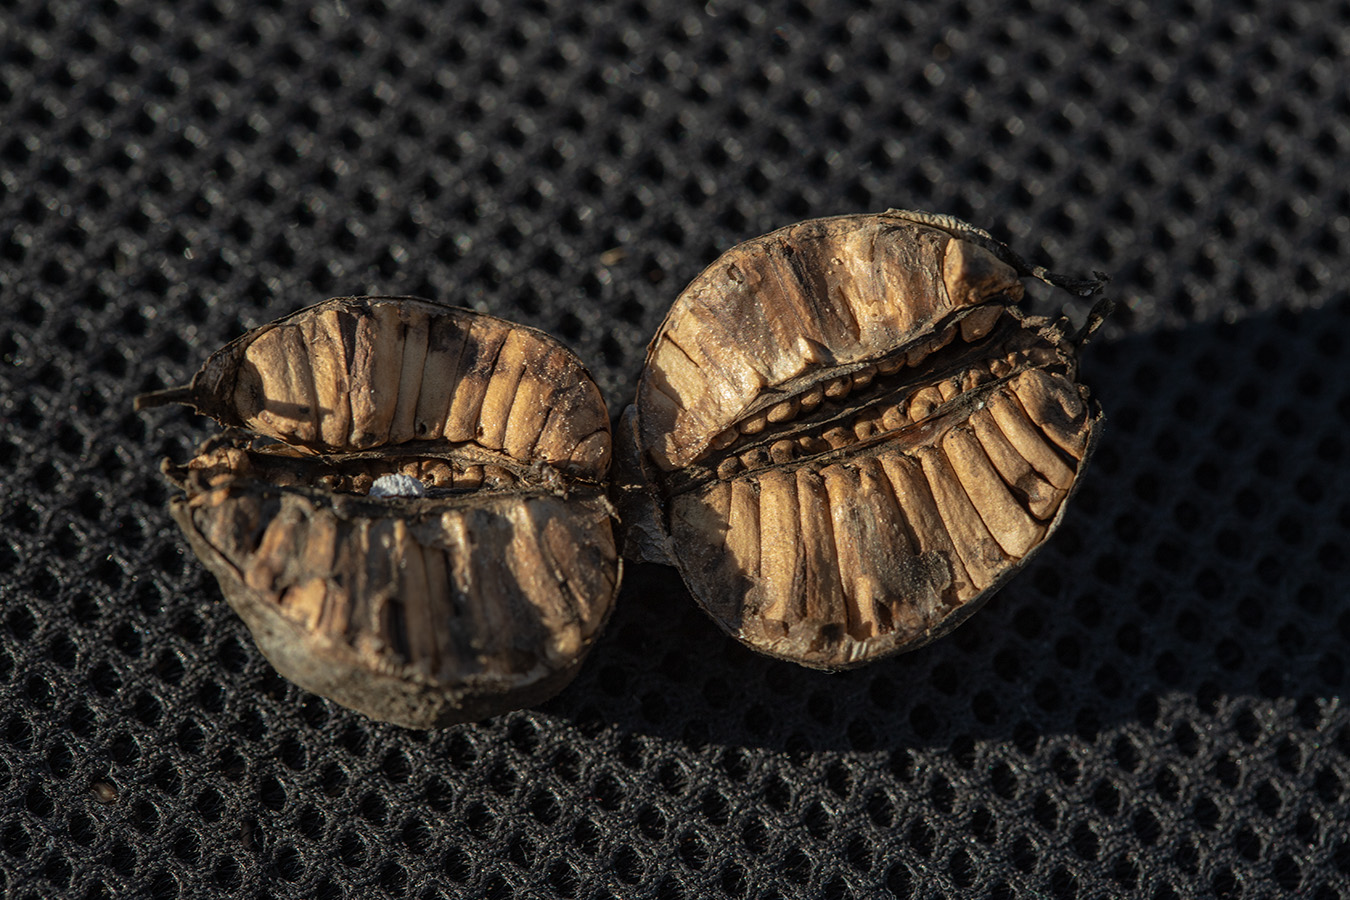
[{"x1": 2, "y1": 0, "x2": 1349, "y2": 897}]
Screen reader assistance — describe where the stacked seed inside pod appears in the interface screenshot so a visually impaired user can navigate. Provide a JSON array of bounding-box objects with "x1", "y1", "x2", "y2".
[
  {"x1": 140, "y1": 297, "x2": 619, "y2": 728},
  {"x1": 619, "y1": 211, "x2": 1107, "y2": 669}
]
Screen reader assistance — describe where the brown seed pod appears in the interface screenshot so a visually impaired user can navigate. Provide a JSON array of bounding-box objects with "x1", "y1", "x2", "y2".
[
  {"x1": 139, "y1": 297, "x2": 619, "y2": 728},
  {"x1": 617, "y1": 211, "x2": 1109, "y2": 670}
]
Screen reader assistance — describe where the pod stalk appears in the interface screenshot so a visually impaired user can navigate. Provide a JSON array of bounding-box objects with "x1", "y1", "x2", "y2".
[{"x1": 134, "y1": 385, "x2": 196, "y2": 411}]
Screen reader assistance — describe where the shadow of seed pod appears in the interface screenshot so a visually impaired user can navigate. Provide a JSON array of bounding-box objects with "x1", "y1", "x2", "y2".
[
  {"x1": 617, "y1": 211, "x2": 1110, "y2": 670},
  {"x1": 139, "y1": 297, "x2": 620, "y2": 728}
]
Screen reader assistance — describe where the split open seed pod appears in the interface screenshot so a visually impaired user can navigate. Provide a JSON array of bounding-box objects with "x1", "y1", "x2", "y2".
[
  {"x1": 139, "y1": 297, "x2": 620, "y2": 727},
  {"x1": 617, "y1": 210, "x2": 1109, "y2": 669}
]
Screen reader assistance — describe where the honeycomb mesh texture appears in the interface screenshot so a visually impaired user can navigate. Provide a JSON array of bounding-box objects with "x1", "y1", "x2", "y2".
[{"x1": 2, "y1": 0, "x2": 1349, "y2": 897}]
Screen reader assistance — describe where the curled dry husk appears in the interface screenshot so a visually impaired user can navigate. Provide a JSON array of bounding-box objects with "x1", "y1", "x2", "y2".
[
  {"x1": 617, "y1": 210, "x2": 1110, "y2": 670},
  {"x1": 139, "y1": 297, "x2": 620, "y2": 727}
]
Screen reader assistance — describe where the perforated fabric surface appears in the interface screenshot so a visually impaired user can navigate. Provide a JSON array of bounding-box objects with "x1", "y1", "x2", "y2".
[{"x1": 2, "y1": 0, "x2": 1349, "y2": 897}]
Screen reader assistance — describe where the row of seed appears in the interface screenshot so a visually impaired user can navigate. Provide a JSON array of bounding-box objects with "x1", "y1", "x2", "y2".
[
  {"x1": 708, "y1": 339, "x2": 1062, "y2": 479},
  {"x1": 238, "y1": 301, "x2": 610, "y2": 477},
  {"x1": 245, "y1": 455, "x2": 521, "y2": 495},
  {"x1": 674, "y1": 369, "x2": 1086, "y2": 645},
  {"x1": 642, "y1": 222, "x2": 1013, "y2": 470},
  {"x1": 206, "y1": 489, "x2": 615, "y2": 680},
  {"x1": 721, "y1": 305, "x2": 1007, "y2": 441}
]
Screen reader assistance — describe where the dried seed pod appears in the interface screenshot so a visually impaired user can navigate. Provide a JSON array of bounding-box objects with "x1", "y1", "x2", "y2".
[
  {"x1": 139, "y1": 297, "x2": 619, "y2": 727},
  {"x1": 618, "y1": 211, "x2": 1109, "y2": 670}
]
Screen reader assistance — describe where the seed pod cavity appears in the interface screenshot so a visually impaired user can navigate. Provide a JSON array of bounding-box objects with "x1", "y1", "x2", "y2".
[
  {"x1": 143, "y1": 297, "x2": 620, "y2": 727},
  {"x1": 621, "y1": 212, "x2": 1105, "y2": 669}
]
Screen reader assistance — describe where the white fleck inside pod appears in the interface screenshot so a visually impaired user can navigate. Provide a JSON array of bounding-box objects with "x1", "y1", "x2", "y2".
[{"x1": 139, "y1": 297, "x2": 620, "y2": 727}]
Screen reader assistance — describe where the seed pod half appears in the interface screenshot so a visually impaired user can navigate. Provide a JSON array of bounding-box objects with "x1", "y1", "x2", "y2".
[
  {"x1": 618, "y1": 211, "x2": 1108, "y2": 670},
  {"x1": 141, "y1": 297, "x2": 619, "y2": 727}
]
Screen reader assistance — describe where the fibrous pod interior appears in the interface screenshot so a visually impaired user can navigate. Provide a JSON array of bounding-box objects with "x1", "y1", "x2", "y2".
[
  {"x1": 619, "y1": 211, "x2": 1106, "y2": 670},
  {"x1": 140, "y1": 297, "x2": 618, "y2": 727}
]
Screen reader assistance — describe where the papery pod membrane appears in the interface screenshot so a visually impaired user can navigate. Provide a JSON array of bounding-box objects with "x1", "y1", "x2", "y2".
[
  {"x1": 140, "y1": 297, "x2": 619, "y2": 727},
  {"x1": 618, "y1": 211, "x2": 1108, "y2": 670}
]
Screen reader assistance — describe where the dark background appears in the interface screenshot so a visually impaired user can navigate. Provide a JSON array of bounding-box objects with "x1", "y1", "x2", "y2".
[{"x1": 2, "y1": 0, "x2": 1348, "y2": 897}]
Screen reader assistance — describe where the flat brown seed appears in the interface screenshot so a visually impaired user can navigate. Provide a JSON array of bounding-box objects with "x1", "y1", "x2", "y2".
[
  {"x1": 303, "y1": 308, "x2": 356, "y2": 446},
  {"x1": 619, "y1": 211, "x2": 1107, "y2": 669},
  {"x1": 942, "y1": 427, "x2": 1045, "y2": 557},
  {"x1": 139, "y1": 297, "x2": 620, "y2": 727},
  {"x1": 350, "y1": 303, "x2": 404, "y2": 448},
  {"x1": 388, "y1": 308, "x2": 431, "y2": 444},
  {"x1": 413, "y1": 314, "x2": 470, "y2": 441}
]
